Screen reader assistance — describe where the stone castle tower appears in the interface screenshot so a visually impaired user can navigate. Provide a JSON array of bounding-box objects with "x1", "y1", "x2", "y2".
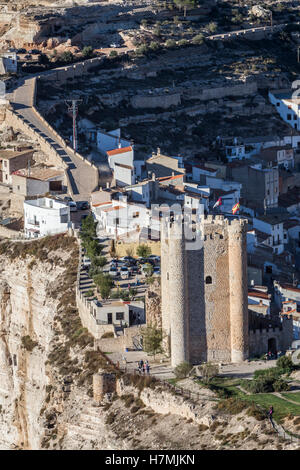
[{"x1": 161, "y1": 214, "x2": 249, "y2": 367}]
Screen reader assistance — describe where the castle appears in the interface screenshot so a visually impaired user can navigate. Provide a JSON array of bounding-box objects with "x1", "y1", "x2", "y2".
[
  {"x1": 160, "y1": 213, "x2": 293, "y2": 367},
  {"x1": 161, "y1": 214, "x2": 249, "y2": 367}
]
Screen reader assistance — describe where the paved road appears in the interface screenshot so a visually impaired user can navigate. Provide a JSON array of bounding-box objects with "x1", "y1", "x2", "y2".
[{"x1": 8, "y1": 75, "x2": 99, "y2": 202}]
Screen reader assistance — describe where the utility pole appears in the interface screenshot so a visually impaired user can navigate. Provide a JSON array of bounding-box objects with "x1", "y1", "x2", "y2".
[
  {"x1": 297, "y1": 46, "x2": 300, "y2": 63},
  {"x1": 65, "y1": 98, "x2": 82, "y2": 152},
  {"x1": 270, "y1": 10, "x2": 273, "y2": 31}
]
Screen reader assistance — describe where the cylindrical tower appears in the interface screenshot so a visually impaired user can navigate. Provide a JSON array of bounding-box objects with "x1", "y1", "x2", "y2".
[
  {"x1": 168, "y1": 216, "x2": 189, "y2": 367},
  {"x1": 228, "y1": 219, "x2": 249, "y2": 362},
  {"x1": 160, "y1": 216, "x2": 171, "y2": 355}
]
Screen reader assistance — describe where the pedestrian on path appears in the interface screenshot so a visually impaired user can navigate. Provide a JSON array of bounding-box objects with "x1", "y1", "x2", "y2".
[
  {"x1": 146, "y1": 363, "x2": 150, "y2": 375},
  {"x1": 143, "y1": 362, "x2": 146, "y2": 374}
]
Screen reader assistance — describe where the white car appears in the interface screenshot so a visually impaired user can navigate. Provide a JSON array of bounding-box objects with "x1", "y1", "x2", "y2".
[
  {"x1": 68, "y1": 201, "x2": 77, "y2": 212},
  {"x1": 120, "y1": 267, "x2": 129, "y2": 279},
  {"x1": 109, "y1": 266, "x2": 119, "y2": 277}
]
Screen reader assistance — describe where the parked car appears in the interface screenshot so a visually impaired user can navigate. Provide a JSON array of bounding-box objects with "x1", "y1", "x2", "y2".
[
  {"x1": 76, "y1": 201, "x2": 90, "y2": 210},
  {"x1": 68, "y1": 201, "x2": 77, "y2": 212},
  {"x1": 28, "y1": 49, "x2": 40, "y2": 54},
  {"x1": 148, "y1": 255, "x2": 160, "y2": 264},
  {"x1": 153, "y1": 267, "x2": 161, "y2": 276},
  {"x1": 17, "y1": 48, "x2": 26, "y2": 54},
  {"x1": 109, "y1": 266, "x2": 119, "y2": 277},
  {"x1": 120, "y1": 267, "x2": 129, "y2": 279},
  {"x1": 64, "y1": 196, "x2": 73, "y2": 202}
]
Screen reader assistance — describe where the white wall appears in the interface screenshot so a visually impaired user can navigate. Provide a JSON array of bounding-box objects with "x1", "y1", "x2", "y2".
[
  {"x1": 97, "y1": 129, "x2": 130, "y2": 154},
  {"x1": 24, "y1": 198, "x2": 70, "y2": 238}
]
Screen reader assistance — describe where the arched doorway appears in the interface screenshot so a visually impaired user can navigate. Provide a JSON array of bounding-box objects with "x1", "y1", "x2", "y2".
[{"x1": 268, "y1": 337, "x2": 277, "y2": 355}]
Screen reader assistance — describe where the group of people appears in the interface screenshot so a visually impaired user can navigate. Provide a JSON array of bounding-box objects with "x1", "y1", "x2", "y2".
[{"x1": 137, "y1": 359, "x2": 150, "y2": 375}]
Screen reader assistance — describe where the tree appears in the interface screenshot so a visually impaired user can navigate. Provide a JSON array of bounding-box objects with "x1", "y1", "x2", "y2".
[
  {"x1": 82, "y1": 46, "x2": 94, "y2": 58},
  {"x1": 109, "y1": 239, "x2": 116, "y2": 258},
  {"x1": 200, "y1": 362, "x2": 219, "y2": 383},
  {"x1": 109, "y1": 50, "x2": 118, "y2": 58},
  {"x1": 174, "y1": 0, "x2": 196, "y2": 17},
  {"x1": 94, "y1": 273, "x2": 114, "y2": 299},
  {"x1": 126, "y1": 247, "x2": 134, "y2": 257},
  {"x1": 136, "y1": 244, "x2": 151, "y2": 258},
  {"x1": 149, "y1": 41, "x2": 160, "y2": 51},
  {"x1": 174, "y1": 361, "x2": 193, "y2": 378},
  {"x1": 165, "y1": 39, "x2": 176, "y2": 48},
  {"x1": 141, "y1": 324, "x2": 164, "y2": 358},
  {"x1": 207, "y1": 22, "x2": 217, "y2": 34},
  {"x1": 192, "y1": 34, "x2": 204, "y2": 45},
  {"x1": 276, "y1": 355, "x2": 294, "y2": 374},
  {"x1": 61, "y1": 50, "x2": 74, "y2": 63},
  {"x1": 143, "y1": 263, "x2": 154, "y2": 277}
]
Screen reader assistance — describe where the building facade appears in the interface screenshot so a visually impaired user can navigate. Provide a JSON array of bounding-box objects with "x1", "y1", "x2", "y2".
[{"x1": 24, "y1": 197, "x2": 70, "y2": 238}]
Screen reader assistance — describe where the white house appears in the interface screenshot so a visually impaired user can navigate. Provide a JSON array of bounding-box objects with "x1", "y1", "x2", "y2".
[
  {"x1": 269, "y1": 90, "x2": 300, "y2": 131},
  {"x1": 192, "y1": 164, "x2": 218, "y2": 183},
  {"x1": 97, "y1": 128, "x2": 130, "y2": 154},
  {"x1": 253, "y1": 214, "x2": 288, "y2": 255},
  {"x1": 24, "y1": 197, "x2": 70, "y2": 238},
  {"x1": 114, "y1": 162, "x2": 135, "y2": 187},
  {"x1": 0, "y1": 51, "x2": 17, "y2": 75},
  {"x1": 92, "y1": 197, "x2": 150, "y2": 238},
  {"x1": 107, "y1": 146, "x2": 134, "y2": 172},
  {"x1": 248, "y1": 287, "x2": 271, "y2": 316}
]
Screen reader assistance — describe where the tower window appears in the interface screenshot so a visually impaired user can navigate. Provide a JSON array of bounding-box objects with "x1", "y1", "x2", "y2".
[{"x1": 205, "y1": 276, "x2": 212, "y2": 284}]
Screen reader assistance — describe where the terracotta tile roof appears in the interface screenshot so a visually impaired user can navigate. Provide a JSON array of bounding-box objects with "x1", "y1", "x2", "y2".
[
  {"x1": 103, "y1": 205, "x2": 123, "y2": 212},
  {"x1": 248, "y1": 290, "x2": 270, "y2": 300},
  {"x1": 157, "y1": 174, "x2": 184, "y2": 182},
  {"x1": 107, "y1": 146, "x2": 132, "y2": 156}
]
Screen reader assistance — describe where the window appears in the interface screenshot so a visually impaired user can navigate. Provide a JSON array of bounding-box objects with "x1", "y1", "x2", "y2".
[
  {"x1": 287, "y1": 114, "x2": 292, "y2": 120},
  {"x1": 132, "y1": 212, "x2": 139, "y2": 218},
  {"x1": 294, "y1": 115, "x2": 297, "y2": 120},
  {"x1": 60, "y1": 214, "x2": 68, "y2": 223},
  {"x1": 276, "y1": 102, "x2": 280, "y2": 107},
  {"x1": 205, "y1": 276, "x2": 212, "y2": 284},
  {"x1": 116, "y1": 312, "x2": 124, "y2": 320}
]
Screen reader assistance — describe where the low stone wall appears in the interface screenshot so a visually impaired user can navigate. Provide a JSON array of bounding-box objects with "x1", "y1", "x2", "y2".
[{"x1": 76, "y1": 288, "x2": 114, "y2": 340}]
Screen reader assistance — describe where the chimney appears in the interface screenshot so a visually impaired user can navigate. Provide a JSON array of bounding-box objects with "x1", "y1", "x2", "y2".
[
  {"x1": 106, "y1": 182, "x2": 110, "y2": 189},
  {"x1": 157, "y1": 147, "x2": 161, "y2": 155},
  {"x1": 172, "y1": 171, "x2": 175, "y2": 177},
  {"x1": 152, "y1": 172, "x2": 156, "y2": 181}
]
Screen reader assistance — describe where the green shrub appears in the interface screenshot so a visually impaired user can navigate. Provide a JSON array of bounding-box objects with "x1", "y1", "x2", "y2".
[
  {"x1": 276, "y1": 356, "x2": 294, "y2": 374},
  {"x1": 216, "y1": 397, "x2": 248, "y2": 415},
  {"x1": 192, "y1": 34, "x2": 204, "y2": 45},
  {"x1": 174, "y1": 361, "x2": 193, "y2": 379},
  {"x1": 101, "y1": 331, "x2": 114, "y2": 339},
  {"x1": 273, "y1": 379, "x2": 290, "y2": 392}
]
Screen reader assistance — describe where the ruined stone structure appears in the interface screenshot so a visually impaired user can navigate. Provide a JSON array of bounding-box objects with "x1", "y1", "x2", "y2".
[
  {"x1": 161, "y1": 214, "x2": 249, "y2": 367},
  {"x1": 93, "y1": 372, "x2": 116, "y2": 404}
]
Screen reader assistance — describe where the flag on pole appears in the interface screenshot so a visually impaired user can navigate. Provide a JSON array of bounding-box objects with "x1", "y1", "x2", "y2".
[
  {"x1": 232, "y1": 202, "x2": 240, "y2": 215},
  {"x1": 213, "y1": 197, "x2": 222, "y2": 209}
]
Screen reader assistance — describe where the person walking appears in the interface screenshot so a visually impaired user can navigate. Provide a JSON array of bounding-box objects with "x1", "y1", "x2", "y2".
[
  {"x1": 146, "y1": 363, "x2": 150, "y2": 375},
  {"x1": 143, "y1": 362, "x2": 146, "y2": 375}
]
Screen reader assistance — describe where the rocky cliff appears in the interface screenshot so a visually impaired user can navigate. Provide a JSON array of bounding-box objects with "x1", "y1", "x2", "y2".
[{"x1": 0, "y1": 235, "x2": 298, "y2": 450}]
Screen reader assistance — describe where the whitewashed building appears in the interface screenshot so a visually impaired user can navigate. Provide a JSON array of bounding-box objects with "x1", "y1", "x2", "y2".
[
  {"x1": 269, "y1": 89, "x2": 300, "y2": 131},
  {"x1": 24, "y1": 197, "x2": 70, "y2": 238},
  {"x1": 97, "y1": 128, "x2": 130, "y2": 154},
  {"x1": 253, "y1": 214, "x2": 288, "y2": 255}
]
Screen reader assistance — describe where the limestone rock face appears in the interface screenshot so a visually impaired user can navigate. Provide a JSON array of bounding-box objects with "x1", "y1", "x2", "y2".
[{"x1": 0, "y1": 256, "x2": 63, "y2": 449}]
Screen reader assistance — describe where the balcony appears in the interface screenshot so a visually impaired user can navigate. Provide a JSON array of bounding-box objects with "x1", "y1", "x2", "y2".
[{"x1": 27, "y1": 219, "x2": 40, "y2": 227}]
